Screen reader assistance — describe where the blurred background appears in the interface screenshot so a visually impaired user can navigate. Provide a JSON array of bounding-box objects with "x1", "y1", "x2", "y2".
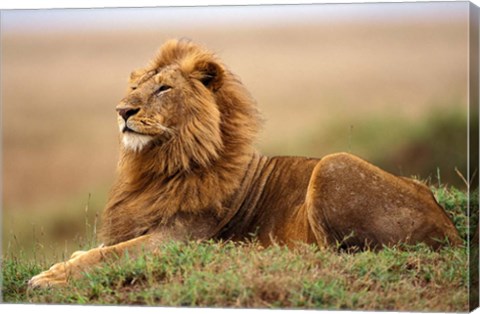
[{"x1": 1, "y1": 2, "x2": 472, "y2": 260}]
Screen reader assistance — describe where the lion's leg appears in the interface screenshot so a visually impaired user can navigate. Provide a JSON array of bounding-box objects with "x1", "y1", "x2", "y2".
[
  {"x1": 28, "y1": 234, "x2": 158, "y2": 289},
  {"x1": 305, "y1": 152, "x2": 461, "y2": 250}
]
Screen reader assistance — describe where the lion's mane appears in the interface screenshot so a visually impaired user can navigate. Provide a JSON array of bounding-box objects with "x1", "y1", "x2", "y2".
[{"x1": 101, "y1": 39, "x2": 262, "y2": 245}]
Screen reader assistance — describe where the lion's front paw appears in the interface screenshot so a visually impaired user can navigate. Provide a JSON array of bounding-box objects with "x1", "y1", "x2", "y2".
[
  {"x1": 28, "y1": 247, "x2": 104, "y2": 289},
  {"x1": 28, "y1": 261, "x2": 69, "y2": 289}
]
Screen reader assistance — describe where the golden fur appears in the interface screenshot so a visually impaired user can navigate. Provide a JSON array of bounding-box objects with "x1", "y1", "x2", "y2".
[{"x1": 29, "y1": 39, "x2": 461, "y2": 288}]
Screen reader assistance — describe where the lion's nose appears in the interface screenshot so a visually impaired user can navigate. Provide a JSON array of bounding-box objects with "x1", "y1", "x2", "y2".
[{"x1": 116, "y1": 107, "x2": 140, "y2": 121}]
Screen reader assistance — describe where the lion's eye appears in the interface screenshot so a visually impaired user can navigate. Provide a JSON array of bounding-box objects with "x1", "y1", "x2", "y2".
[{"x1": 155, "y1": 85, "x2": 172, "y2": 95}]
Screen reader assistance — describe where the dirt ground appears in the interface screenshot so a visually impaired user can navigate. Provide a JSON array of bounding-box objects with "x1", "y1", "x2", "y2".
[{"x1": 1, "y1": 3, "x2": 469, "y2": 217}]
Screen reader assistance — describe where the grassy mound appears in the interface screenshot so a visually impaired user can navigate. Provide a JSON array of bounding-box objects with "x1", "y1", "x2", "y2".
[{"x1": 2, "y1": 186, "x2": 475, "y2": 311}]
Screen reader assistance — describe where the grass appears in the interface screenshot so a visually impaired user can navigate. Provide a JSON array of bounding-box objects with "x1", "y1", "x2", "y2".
[{"x1": 1, "y1": 185, "x2": 476, "y2": 311}]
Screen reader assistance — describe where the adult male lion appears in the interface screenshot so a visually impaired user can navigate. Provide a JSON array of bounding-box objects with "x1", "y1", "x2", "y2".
[{"x1": 29, "y1": 39, "x2": 460, "y2": 288}]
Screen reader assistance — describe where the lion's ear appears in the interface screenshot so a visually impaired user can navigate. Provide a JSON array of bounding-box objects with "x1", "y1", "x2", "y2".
[
  {"x1": 129, "y1": 69, "x2": 145, "y2": 83},
  {"x1": 192, "y1": 60, "x2": 224, "y2": 91}
]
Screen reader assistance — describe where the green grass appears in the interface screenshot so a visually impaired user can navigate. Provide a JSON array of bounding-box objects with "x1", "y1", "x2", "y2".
[{"x1": 1, "y1": 186, "x2": 475, "y2": 311}]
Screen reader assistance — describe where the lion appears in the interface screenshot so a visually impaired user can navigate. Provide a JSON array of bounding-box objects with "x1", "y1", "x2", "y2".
[{"x1": 29, "y1": 39, "x2": 461, "y2": 288}]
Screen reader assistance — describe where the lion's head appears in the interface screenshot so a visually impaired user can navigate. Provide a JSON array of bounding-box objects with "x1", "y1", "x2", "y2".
[{"x1": 115, "y1": 39, "x2": 261, "y2": 175}]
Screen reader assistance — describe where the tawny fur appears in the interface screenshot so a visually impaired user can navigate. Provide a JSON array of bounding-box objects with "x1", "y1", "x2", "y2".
[{"x1": 29, "y1": 39, "x2": 461, "y2": 289}]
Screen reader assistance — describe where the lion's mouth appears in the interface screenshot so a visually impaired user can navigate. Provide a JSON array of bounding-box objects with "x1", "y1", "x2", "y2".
[
  {"x1": 122, "y1": 125, "x2": 147, "y2": 136},
  {"x1": 122, "y1": 126, "x2": 136, "y2": 133}
]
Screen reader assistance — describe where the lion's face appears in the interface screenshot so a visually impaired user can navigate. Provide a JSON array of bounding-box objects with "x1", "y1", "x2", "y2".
[
  {"x1": 116, "y1": 66, "x2": 184, "y2": 152},
  {"x1": 116, "y1": 59, "x2": 224, "y2": 155}
]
